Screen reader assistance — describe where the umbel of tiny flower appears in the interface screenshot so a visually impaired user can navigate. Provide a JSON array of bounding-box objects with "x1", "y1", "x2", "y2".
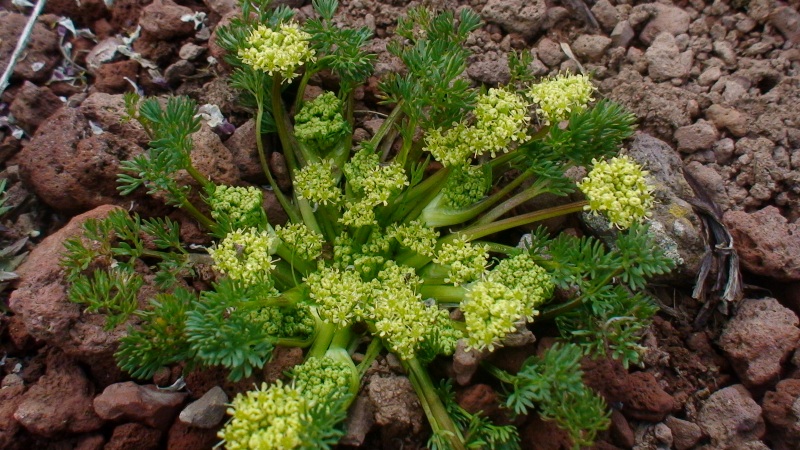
[
  {"x1": 424, "y1": 87, "x2": 529, "y2": 166},
  {"x1": 578, "y1": 155, "x2": 655, "y2": 229},
  {"x1": 528, "y1": 73, "x2": 595, "y2": 125},
  {"x1": 209, "y1": 228, "x2": 277, "y2": 286},
  {"x1": 238, "y1": 22, "x2": 316, "y2": 81},
  {"x1": 218, "y1": 381, "x2": 306, "y2": 450},
  {"x1": 208, "y1": 185, "x2": 264, "y2": 229}
]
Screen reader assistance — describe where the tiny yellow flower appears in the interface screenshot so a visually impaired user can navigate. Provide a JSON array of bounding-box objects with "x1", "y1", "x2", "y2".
[
  {"x1": 528, "y1": 73, "x2": 595, "y2": 125},
  {"x1": 209, "y1": 228, "x2": 276, "y2": 286},
  {"x1": 578, "y1": 155, "x2": 655, "y2": 229},
  {"x1": 238, "y1": 22, "x2": 315, "y2": 81}
]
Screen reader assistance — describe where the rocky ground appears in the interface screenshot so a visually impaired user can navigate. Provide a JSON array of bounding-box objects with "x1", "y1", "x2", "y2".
[{"x1": 1, "y1": 0, "x2": 800, "y2": 448}]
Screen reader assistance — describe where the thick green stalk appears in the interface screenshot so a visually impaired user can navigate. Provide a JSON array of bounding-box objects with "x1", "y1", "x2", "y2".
[
  {"x1": 419, "y1": 166, "x2": 536, "y2": 228},
  {"x1": 459, "y1": 201, "x2": 588, "y2": 242},
  {"x1": 419, "y1": 284, "x2": 466, "y2": 303},
  {"x1": 474, "y1": 177, "x2": 549, "y2": 225},
  {"x1": 185, "y1": 164, "x2": 213, "y2": 191},
  {"x1": 254, "y1": 95, "x2": 301, "y2": 223},
  {"x1": 179, "y1": 199, "x2": 215, "y2": 231},
  {"x1": 308, "y1": 321, "x2": 337, "y2": 359},
  {"x1": 405, "y1": 357, "x2": 467, "y2": 450}
]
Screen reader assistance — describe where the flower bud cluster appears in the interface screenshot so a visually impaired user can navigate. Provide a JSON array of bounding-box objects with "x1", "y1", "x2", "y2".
[
  {"x1": 218, "y1": 381, "x2": 305, "y2": 450},
  {"x1": 424, "y1": 87, "x2": 529, "y2": 166},
  {"x1": 433, "y1": 236, "x2": 489, "y2": 285},
  {"x1": 208, "y1": 185, "x2": 264, "y2": 230},
  {"x1": 239, "y1": 22, "x2": 315, "y2": 81},
  {"x1": 578, "y1": 155, "x2": 654, "y2": 229},
  {"x1": 528, "y1": 73, "x2": 595, "y2": 125},
  {"x1": 295, "y1": 159, "x2": 342, "y2": 206},
  {"x1": 275, "y1": 222, "x2": 324, "y2": 261},
  {"x1": 209, "y1": 228, "x2": 276, "y2": 286}
]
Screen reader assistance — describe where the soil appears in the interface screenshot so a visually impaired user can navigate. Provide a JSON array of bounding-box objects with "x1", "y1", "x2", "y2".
[{"x1": 1, "y1": 0, "x2": 800, "y2": 449}]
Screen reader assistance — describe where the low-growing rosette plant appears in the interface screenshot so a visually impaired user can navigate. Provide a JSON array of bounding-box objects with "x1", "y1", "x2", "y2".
[{"x1": 60, "y1": 1, "x2": 675, "y2": 448}]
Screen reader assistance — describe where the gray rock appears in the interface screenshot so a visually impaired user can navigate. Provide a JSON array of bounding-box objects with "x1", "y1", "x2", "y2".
[
  {"x1": 178, "y1": 386, "x2": 228, "y2": 429},
  {"x1": 674, "y1": 120, "x2": 719, "y2": 153},
  {"x1": 179, "y1": 43, "x2": 205, "y2": 61},
  {"x1": 367, "y1": 375, "x2": 425, "y2": 446},
  {"x1": 768, "y1": 6, "x2": 800, "y2": 45},
  {"x1": 706, "y1": 104, "x2": 748, "y2": 137},
  {"x1": 481, "y1": 0, "x2": 548, "y2": 38},
  {"x1": 536, "y1": 37, "x2": 564, "y2": 67},
  {"x1": 467, "y1": 51, "x2": 510, "y2": 85},
  {"x1": 719, "y1": 298, "x2": 800, "y2": 389},
  {"x1": 635, "y1": 3, "x2": 691, "y2": 45},
  {"x1": 713, "y1": 40, "x2": 737, "y2": 67},
  {"x1": 340, "y1": 394, "x2": 375, "y2": 447},
  {"x1": 591, "y1": 0, "x2": 619, "y2": 32},
  {"x1": 164, "y1": 60, "x2": 196, "y2": 84},
  {"x1": 697, "y1": 385, "x2": 765, "y2": 449},
  {"x1": 665, "y1": 416, "x2": 704, "y2": 450},
  {"x1": 623, "y1": 134, "x2": 706, "y2": 280},
  {"x1": 684, "y1": 162, "x2": 730, "y2": 209},
  {"x1": 645, "y1": 32, "x2": 693, "y2": 81},
  {"x1": 698, "y1": 66, "x2": 722, "y2": 86},
  {"x1": 571, "y1": 35, "x2": 611, "y2": 62},
  {"x1": 610, "y1": 20, "x2": 635, "y2": 49}
]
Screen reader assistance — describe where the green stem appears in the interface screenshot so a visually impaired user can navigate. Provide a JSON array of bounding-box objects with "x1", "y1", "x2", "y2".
[
  {"x1": 185, "y1": 164, "x2": 213, "y2": 191},
  {"x1": 419, "y1": 166, "x2": 536, "y2": 228},
  {"x1": 272, "y1": 75, "x2": 314, "y2": 166},
  {"x1": 419, "y1": 284, "x2": 466, "y2": 303},
  {"x1": 254, "y1": 95, "x2": 301, "y2": 223},
  {"x1": 308, "y1": 321, "x2": 337, "y2": 359},
  {"x1": 357, "y1": 338, "x2": 383, "y2": 379},
  {"x1": 539, "y1": 268, "x2": 621, "y2": 321},
  {"x1": 405, "y1": 357, "x2": 466, "y2": 450},
  {"x1": 459, "y1": 201, "x2": 588, "y2": 242},
  {"x1": 180, "y1": 200, "x2": 215, "y2": 230},
  {"x1": 475, "y1": 177, "x2": 548, "y2": 225}
]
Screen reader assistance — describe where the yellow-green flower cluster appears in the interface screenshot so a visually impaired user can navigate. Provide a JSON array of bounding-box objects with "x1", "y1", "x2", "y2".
[
  {"x1": 209, "y1": 228, "x2": 276, "y2": 286},
  {"x1": 433, "y1": 236, "x2": 489, "y2": 285},
  {"x1": 489, "y1": 253, "x2": 553, "y2": 309},
  {"x1": 473, "y1": 87, "x2": 530, "y2": 157},
  {"x1": 440, "y1": 164, "x2": 488, "y2": 209},
  {"x1": 424, "y1": 87, "x2": 529, "y2": 166},
  {"x1": 208, "y1": 185, "x2": 264, "y2": 230},
  {"x1": 578, "y1": 155, "x2": 654, "y2": 229},
  {"x1": 292, "y1": 356, "x2": 352, "y2": 403},
  {"x1": 247, "y1": 304, "x2": 316, "y2": 338},
  {"x1": 528, "y1": 73, "x2": 595, "y2": 125},
  {"x1": 389, "y1": 220, "x2": 439, "y2": 258},
  {"x1": 339, "y1": 155, "x2": 407, "y2": 228},
  {"x1": 275, "y1": 222, "x2": 324, "y2": 260},
  {"x1": 371, "y1": 263, "x2": 445, "y2": 361},
  {"x1": 461, "y1": 279, "x2": 528, "y2": 352},
  {"x1": 295, "y1": 159, "x2": 342, "y2": 206},
  {"x1": 305, "y1": 266, "x2": 375, "y2": 327},
  {"x1": 294, "y1": 92, "x2": 350, "y2": 152},
  {"x1": 238, "y1": 22, "x2": 315, "y2": 81},
  {"x1": 218, "y1": 381, "x2": 306, "y2": 450}
]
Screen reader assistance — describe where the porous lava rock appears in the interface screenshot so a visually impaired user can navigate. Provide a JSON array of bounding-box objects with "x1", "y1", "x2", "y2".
[
  {"x1": 105, "y1": 423, "x2": 162, "y2": 450},
  {"x1": 15, "y1": 107, "x2": 143, "y2": 213},
  {"x1": 0, "y1": 12, "x2": 61, "y2": 83},
  {"x1": 719, "y1": 298, "x2": 800, "y2": 389},
  {"x1": 724, "y1": 206, "x2": 800, "y2": 281},
  {"x1": 762, "y1": 379, "x2": 800, "y2": 450},
  {"x1": 8, "y1": 82, "x2": 62, "y2": 134},
  {"x1": 93, "y1": 381, "x2": 188, "y2": 429},
  {"x1": 696, "y1": 385, "x2": 765, "y2": 449},
  {"x1": 8, "y1": 205, "x2": 130, "y2": 386},
  {"x1": 582, "y1": 357, "x2": 675, "y2": 422},
  {"x1": 12, "y1": 350, "x2": 103, "y2": 437}
]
